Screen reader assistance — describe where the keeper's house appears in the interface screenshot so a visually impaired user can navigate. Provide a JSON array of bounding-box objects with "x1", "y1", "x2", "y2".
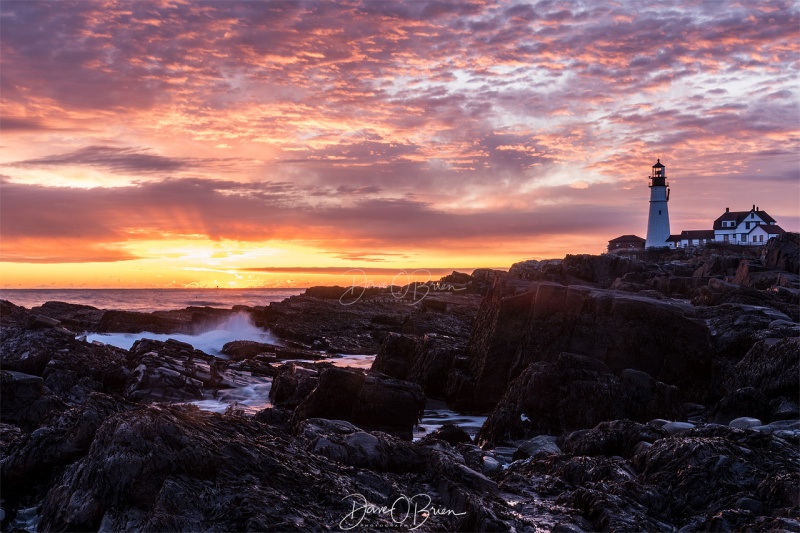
[
  {"x1": 712, "y1": 205, "x2": 785, "y2": 245},
  {"x1": 666, "y1": 205, "x2": 785, "y2": 249}
]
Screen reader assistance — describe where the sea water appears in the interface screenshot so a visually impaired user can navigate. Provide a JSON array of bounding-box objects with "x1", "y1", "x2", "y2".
[{"x1": 0, "y1": 288, "x2": 304, "y2": 313}]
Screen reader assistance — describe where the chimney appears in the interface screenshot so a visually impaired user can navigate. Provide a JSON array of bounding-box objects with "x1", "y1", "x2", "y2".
[
  {"x1": 752, "y1": 204, "x2": 755, "y2": 211},
  {"x1": 726, "y1": 207, "x2": 729, "y2": 213}
]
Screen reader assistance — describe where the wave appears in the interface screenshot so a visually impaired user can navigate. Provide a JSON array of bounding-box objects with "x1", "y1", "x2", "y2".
[{"x1": 86, "y1": 312, "x2": 276, "y2": 356}]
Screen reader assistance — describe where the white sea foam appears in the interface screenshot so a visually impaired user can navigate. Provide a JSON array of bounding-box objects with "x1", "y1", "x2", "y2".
[
  {"x1": 85, "y1": 312, "x2": 276, "y2": 356},
  {"x1": 414, "y1": 399, "x2": 488, "y2": 442},
  {"x1": 192, "y1": 378, "x2": 273, "y2": 414}
]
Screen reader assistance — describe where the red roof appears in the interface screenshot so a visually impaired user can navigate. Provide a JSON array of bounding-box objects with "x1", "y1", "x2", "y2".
[
  {"x1": 608, "y1": 234, "x2": 645, "y2": 244},
  {"x1": 679, "y1": 230, "x2": 715, "y2": 239}
]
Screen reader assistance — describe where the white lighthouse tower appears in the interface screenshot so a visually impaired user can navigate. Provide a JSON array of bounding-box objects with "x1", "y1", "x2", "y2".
[{"x1": 645, "y1": 159, "x2": 671, "y2": 249}]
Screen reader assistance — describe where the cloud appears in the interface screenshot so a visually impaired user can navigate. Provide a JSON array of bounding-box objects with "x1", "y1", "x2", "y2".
[
  {"x1": 0, "y1": 0, "x2": 797, "y2": 268},
  {"x1": 10, "y1": 145, "x2": 239, "y2": 174},
  {"x1": 240, "y1": 266, "x2": 461, "y2": 276},
  {"x1": 0, "y1": 177, "x2": 640, "y2": 262}
]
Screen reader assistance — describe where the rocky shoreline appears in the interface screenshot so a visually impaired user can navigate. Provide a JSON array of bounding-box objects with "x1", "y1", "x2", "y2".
[{"x1": 1, "y1": 234, "x2": 799, "y2": 531}]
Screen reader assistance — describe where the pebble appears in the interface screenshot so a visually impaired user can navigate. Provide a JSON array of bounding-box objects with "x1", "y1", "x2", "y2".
[
  {"x1": 729, "y1": 417, "x2": 762, "y2": 429},
  {"x1": 662, "y1": 421, "x2": 695, "y2": 436}
]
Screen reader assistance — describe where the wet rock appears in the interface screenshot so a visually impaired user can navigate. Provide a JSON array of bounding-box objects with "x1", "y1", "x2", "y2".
[
  {"x1": 221, "y1": 339, "x2": 272, "y2": 360},
  {"x1": 123, "y1": 339, "x2": 223, "y2": 402},
  {"x1": 292, "y1": 367, "x2": 425, "y2": 440},
  {"x1": 36, "y1": 405, "x2": 341, "y2": 531},
  {"x1": 482, "y1": 456, "x2": 502, "y2": 476},
  {"x1": 222, "y1": 340, "x2": 325, "y2": 361},
  {"x1": 268, "y1": 363, "x2": 319, "y2": 409},
  {"x1": 417, "y1": 423, "x2": 472, "y2": 447},
  {"x1": 252, "y1": 406, "x2": 292, "y2": 426},
  {"x1": 773, "y1": 400, "x2": 800, "y2": 421},
  {"x1": 512, "y1": 435, "x2": 561, "y2": 461}
]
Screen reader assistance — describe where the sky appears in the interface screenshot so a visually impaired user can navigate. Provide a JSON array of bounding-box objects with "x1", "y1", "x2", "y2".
[{"x1": 0, "y1": 0, "x2": 798, "y2": 288}]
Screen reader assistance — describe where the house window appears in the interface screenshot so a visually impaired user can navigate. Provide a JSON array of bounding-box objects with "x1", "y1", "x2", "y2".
[
  {"x1": 723, "y1": 234, "x2": 729, "y2": 242},
  {"x1": 759, "y1": 235, "x2": 764, "y2": 242},
  {"x1": 658, "y1": 210, "x2": 661, "y2": 215},
  {"x1": 746, "y1": 222, "x2": 751, "y2": 229},
  {"x1": 752, "y1": 235, "x2": 757, "y2": 242},
  {"x1": 741, "y1": 234, "x2": 747, "y2": 241}
]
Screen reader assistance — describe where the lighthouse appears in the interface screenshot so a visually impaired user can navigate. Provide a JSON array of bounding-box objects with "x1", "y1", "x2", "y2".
[{"x1": 645, "y1": 159, "x2": 671, "y2": 249}]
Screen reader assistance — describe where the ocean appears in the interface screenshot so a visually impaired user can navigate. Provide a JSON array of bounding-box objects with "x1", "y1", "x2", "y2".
[{"x1": 0, "y1": 288, "x2": 305, "y2": 313}]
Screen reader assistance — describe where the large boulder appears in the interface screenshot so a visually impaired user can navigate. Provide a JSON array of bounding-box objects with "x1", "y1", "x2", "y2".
[
  {"x1": 97, "y1": 310, "x2": 189, "y2": 334},
  {"x1": 123, "y1": 338, "x2": 240, "y2": 403},
  {"x1": 635, "y1": 425, "x2": 800, "y2": 529},
  {"x1": 692, "y1": 277, "x2": 798, "y2": 318},
  {"x1": 463, "y1": 283, "x2": 712, "y2": 410},
  {"x1": 715, "y1": 337, "x2": 800, "y2": 423},
  {"x1": 299, "y1": 418, "x2": 426, "y2": 472},
  {"x1": 476, "y1": 353, "x2": 677, "y2": 446},
  {"x1": 696, "y1": 303, "x2": 798, "y2": 360},
  {"x1": 268, "y1": 363, "x2": 320, "y2": 409},
  {"x1": 497, "y1": 422, "x2": 799, "y2": 532},
  {"x1": 371, "y1": 332, "x2": 420, "y2": 379},
  {"x1": 1, "y1": 393, "x2": 134, "y2": 510},
  {"x1": 30, "y1": 301, "x2": 106, "y2": 332},
  {"x1": 221, "y1": 340, "x2": 324, "y2": 361},
  {"x1": 0, "y1": 322, "x2": 129, "y2": 402},
  {"x1": 371, "y1": 332, "x2": 462, "y2": 399},
  {"x1": 0, "y1": 370, "x2": 67, "y2": 430},
  {"x1": 292, "y1": 367, "x2": 425, "y2": 440},
  {"x1": 561, "y1": 419, "x2": 668, "y2": 459},
  {"x1": 762, "y1": 232, "x2": 800, "y2": 274}
]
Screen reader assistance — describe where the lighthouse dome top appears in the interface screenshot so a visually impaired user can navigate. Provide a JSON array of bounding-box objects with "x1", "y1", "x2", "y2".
[{"x1": 652, "y1": 159, "x2": 665, "y2": 168}]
